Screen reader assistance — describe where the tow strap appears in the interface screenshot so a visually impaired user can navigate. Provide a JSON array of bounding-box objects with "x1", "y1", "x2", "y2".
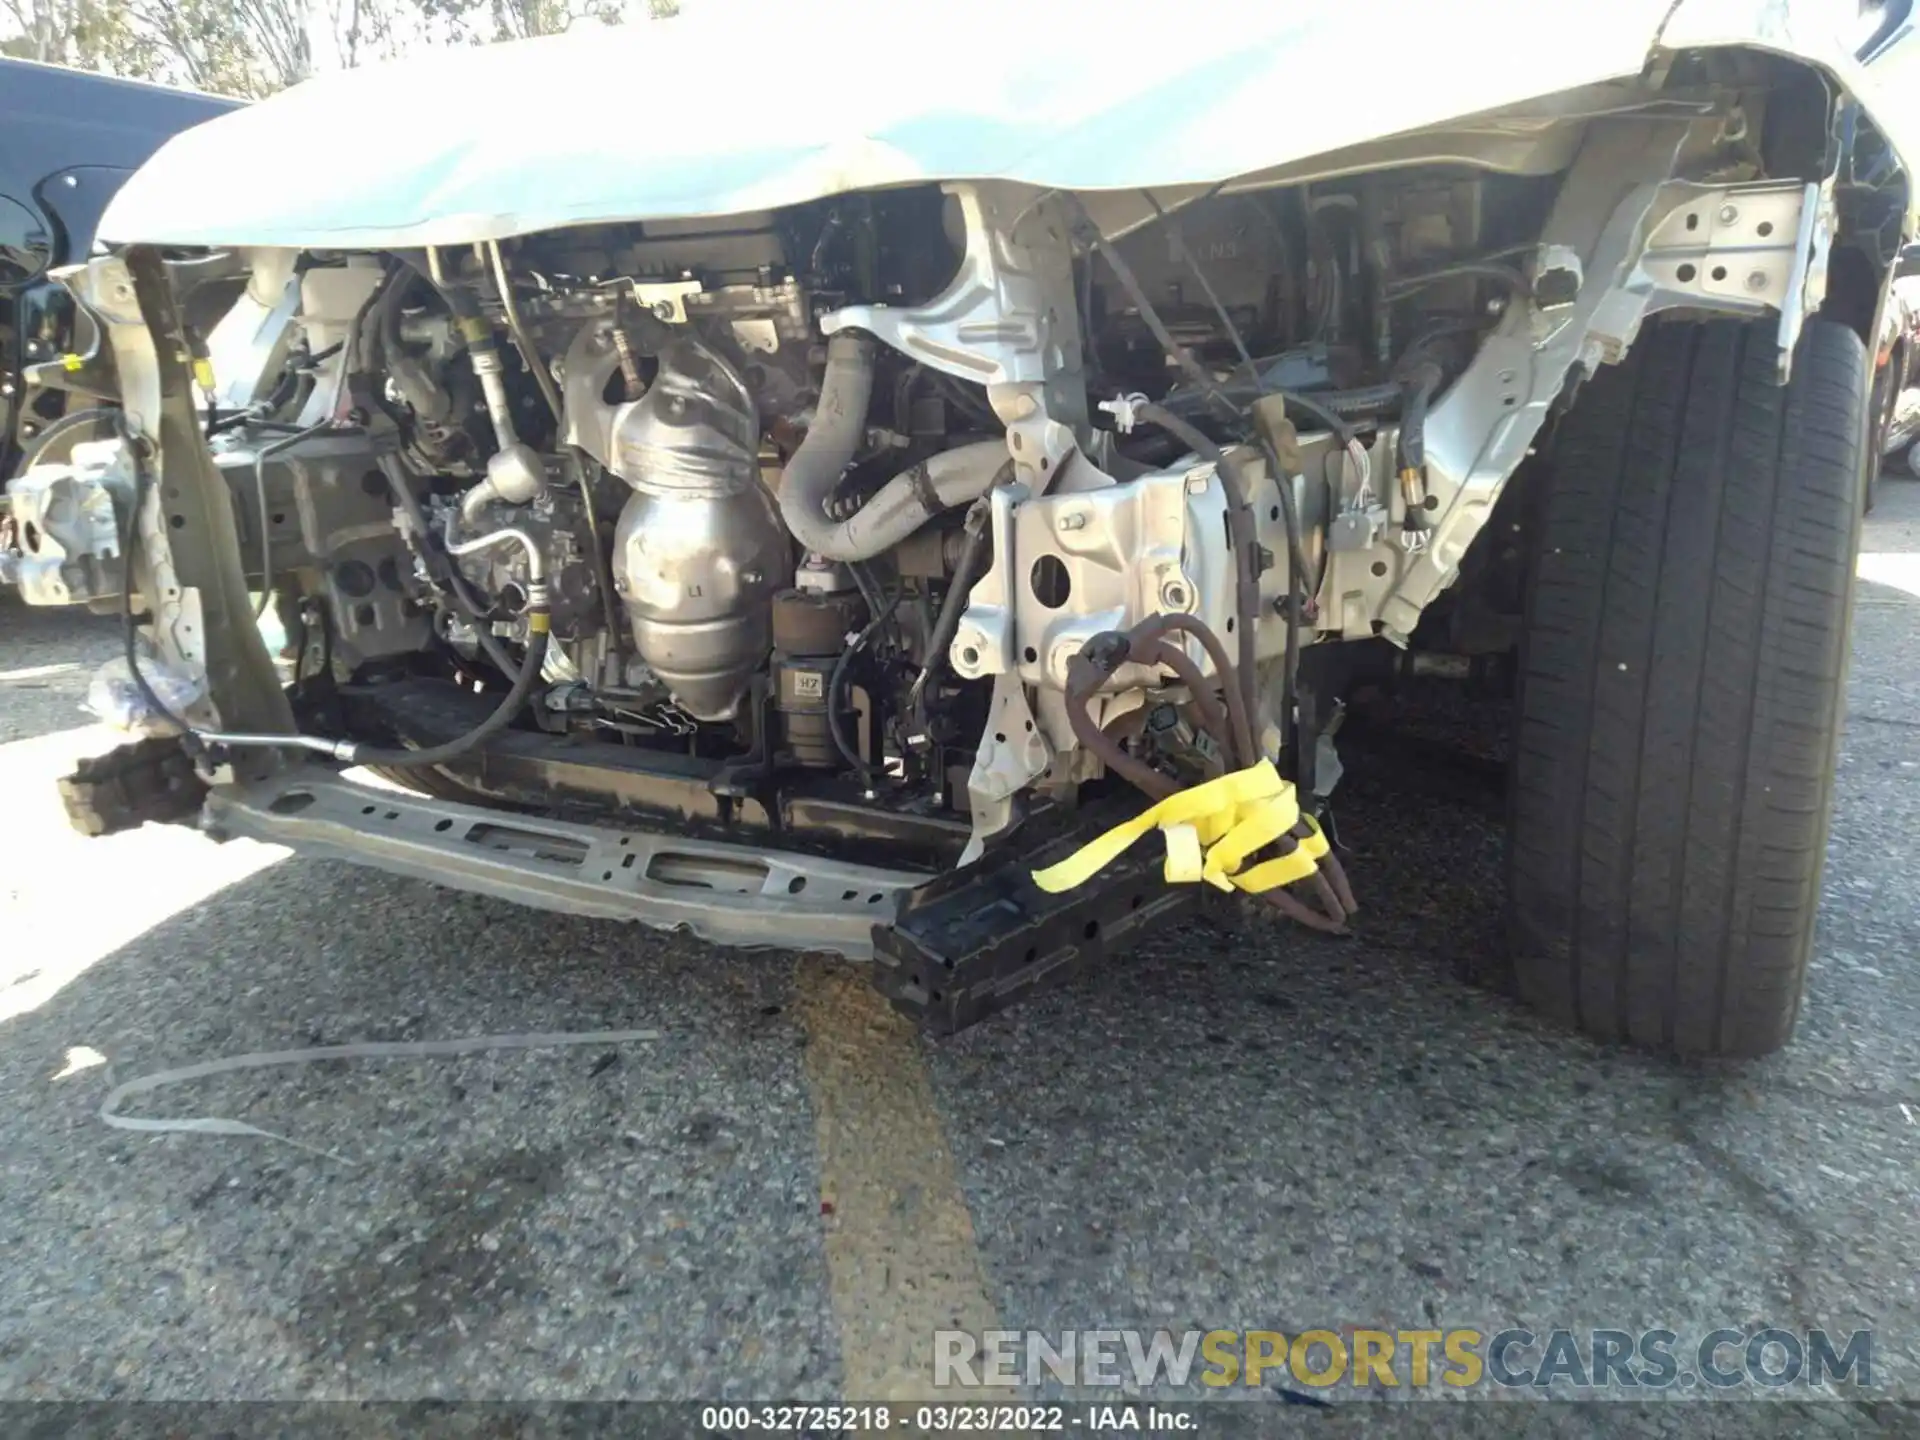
[{"x1": 1031, "y1": 759, "x2": 1328, "y2": 896}]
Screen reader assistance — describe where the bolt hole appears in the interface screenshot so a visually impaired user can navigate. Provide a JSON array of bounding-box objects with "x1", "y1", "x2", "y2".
[
  {"x1": 1225, "y1": 617, "x2": 1234, "y2": 633},
  {"x1": 168, "y1": 514, "x2": 185, "y2": 530},
  {"x1": 1423, "y1": 495, "x2": 1440, "y2": 511},
  {"x1": 842, "y1": 889, "x2": 858, "y2": 901},
  {"x1": 433, "y1": 819, "x2": 453, "y2": 832},
  {"x1": 354, "y1": 604, "x2": 377, "y2": 626},
  {"x1": 1710, "y1": 265, "x2": 1727, "y2": 282},
  {"x1": 1083, "y1": 919, "x2": 1101, "y2": 940},
  {"x1": 1757, "y1": 221, "x2": 1774, "y2": 237},
  {"x1": 1370, "y1": 560, "x2": 1388, "y2": 577},
  {"x1": 866, "y1": 893, "x2": 884, "y2": 905},
  {"x1": 1269, "y1": 505, "x2": 1280, "y2": 522},
  {"x1": 1129, "y1": 894, "x2": 1144, "y2": 911},
  {"x1": 787, "y1": 875, "x2": 807, "y2": 895},
  {"x1": 1685, "y1": 212, "x2": 1699, "y2": 231},
  {"x1": 1030, "y1": 554, "x2": 1072, "y2": 609},
  {"x1": 269, "y1": 790, "x2": 315, "y2": 815},
  {"x1": 1676, "y1": 263, "x2": 1697, "y2": 283},
  {"x1": 961, "y1": 646, "x2": 980, "y2": 667},
  {"x1": 1023, "y1": 646, "x2": 1037, "y2": 664},
  {"x1": 994, "y1": 731, "x2": 1007, "y2": 744}
]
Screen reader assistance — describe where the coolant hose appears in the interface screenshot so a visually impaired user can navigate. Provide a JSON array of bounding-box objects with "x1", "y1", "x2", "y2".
[{"x1": 781, "y1": 333, "x2": 1008, "y2": 561}]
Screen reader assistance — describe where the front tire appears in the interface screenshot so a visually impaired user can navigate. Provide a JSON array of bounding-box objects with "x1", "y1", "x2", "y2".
[{"x1": 1508, "y1": 317, "x2": 1863, "y2": 1057}]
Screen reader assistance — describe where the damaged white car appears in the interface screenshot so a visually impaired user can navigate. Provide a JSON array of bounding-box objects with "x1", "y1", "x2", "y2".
[{"x1": 9, "y1": 1, "x2": 1915, "y2": 1053}]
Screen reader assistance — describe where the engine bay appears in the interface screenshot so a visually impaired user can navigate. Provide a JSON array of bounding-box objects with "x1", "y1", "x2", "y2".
[{"x1": 110, "y1": 168, "x2": 1544, "y2": 888}]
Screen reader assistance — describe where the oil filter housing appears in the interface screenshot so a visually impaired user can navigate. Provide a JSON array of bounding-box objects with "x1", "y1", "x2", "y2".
[{"x1": 771, "y1": 586, "x2": 866, "y2": 768}]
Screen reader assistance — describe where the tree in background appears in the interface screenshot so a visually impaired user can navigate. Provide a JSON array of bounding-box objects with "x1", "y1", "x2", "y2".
[
  {"x1": 2, "y1": 0, "x2": 160, "y2": 75},
  {"x1": 2, "y1": 0, "x2": 678, "y2": 95}
]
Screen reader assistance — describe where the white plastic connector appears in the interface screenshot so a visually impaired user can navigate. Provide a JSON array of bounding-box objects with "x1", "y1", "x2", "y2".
[{"x1": 1096, "y1": 391, "x2": 1152, "y2": 435}]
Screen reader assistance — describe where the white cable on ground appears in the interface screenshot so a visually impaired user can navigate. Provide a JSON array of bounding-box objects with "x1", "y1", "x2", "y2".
[{"x1": 99, "y1": 1029, "x2": 663, "y2": 1165}]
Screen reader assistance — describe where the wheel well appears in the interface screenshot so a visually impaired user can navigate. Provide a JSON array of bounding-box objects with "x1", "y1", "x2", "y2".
[{"x1": 1824, "y1": 242, "x2": 1883, "y2": 348}]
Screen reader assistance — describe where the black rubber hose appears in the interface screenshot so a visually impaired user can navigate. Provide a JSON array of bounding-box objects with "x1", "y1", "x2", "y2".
[
  {"x1": 1396, "y1": 360, "x2": 1443, "y2": 470},
  {"x1": 1131, "y1": 403, "x2": 1261, "y2": 725},
  {"x1": 1250, "y1": 436, "x2": 1305, "y2": 740},
  {"x1": 907, "y1": 506, "x2": 991, "y2": 721},
  {"x1": 346, "y1": 625, "x2": 550, "y2": 768}
]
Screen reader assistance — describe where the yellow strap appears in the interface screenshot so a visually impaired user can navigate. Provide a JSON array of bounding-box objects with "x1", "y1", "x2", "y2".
[
  {"x1": 1031, "y1": 761, "x2": 1325, "y2": 898},
  {"x1": 1163, "y1": 823, "x2": 1204, "y2": 884},
  {"x1": 1235, "y1": 816, "x2": 1329, "y2": 892}
]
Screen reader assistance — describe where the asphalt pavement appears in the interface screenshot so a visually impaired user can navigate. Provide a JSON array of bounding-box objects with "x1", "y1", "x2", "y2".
[{"x1": 1, "y1": 474, "x2": 1918, "y2": 1434}]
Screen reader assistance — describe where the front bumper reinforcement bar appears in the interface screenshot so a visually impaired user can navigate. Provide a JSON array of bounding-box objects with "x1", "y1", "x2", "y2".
[{"x1": 200, "y1": 765, "x2": 926, "y2": 959}]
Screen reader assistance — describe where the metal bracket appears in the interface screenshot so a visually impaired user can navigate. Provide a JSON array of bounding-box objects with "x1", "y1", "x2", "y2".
[
  {"x1": 823, "y1": 182, "x2": 1089, "y2": 495},
  {"x1": 1778, "y1": 178, "x2": 1835, "y2": 384},
  {"x1": 632, "y1": 278, "x2": 704, "y2": 325},
  {"x1": 958, "y1": 672, "x2": 1049, "y2": 866}
]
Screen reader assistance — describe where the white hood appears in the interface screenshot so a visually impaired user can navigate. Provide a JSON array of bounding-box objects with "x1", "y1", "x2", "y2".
[{"x1": 100, "y1": 0, "x2": 1892, "y2": 249}]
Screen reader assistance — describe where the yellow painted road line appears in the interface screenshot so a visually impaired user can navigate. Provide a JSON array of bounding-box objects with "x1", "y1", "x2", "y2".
[{"x1": 794, "y1": 956, "x2": 1002, "y2": 1403}]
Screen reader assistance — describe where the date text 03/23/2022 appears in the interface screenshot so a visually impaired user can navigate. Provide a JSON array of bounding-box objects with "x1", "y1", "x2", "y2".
[{"x1": 699, "y1": 1405, "x2": 1187, "y2": 1433}]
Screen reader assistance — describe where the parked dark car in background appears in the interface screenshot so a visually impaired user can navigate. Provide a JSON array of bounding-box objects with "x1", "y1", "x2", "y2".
[
  {"x1": 1, "y1": 58, "x2": 234, "y2": 582},
  {"x1": 1878, "y1": 245, "x2": 1920, "y2": 484}
]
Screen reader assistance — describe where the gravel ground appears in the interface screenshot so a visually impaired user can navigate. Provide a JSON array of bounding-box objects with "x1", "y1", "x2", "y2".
[{"x1": 0, "y1": 476, "x2": 1918, "y2": 1433}]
